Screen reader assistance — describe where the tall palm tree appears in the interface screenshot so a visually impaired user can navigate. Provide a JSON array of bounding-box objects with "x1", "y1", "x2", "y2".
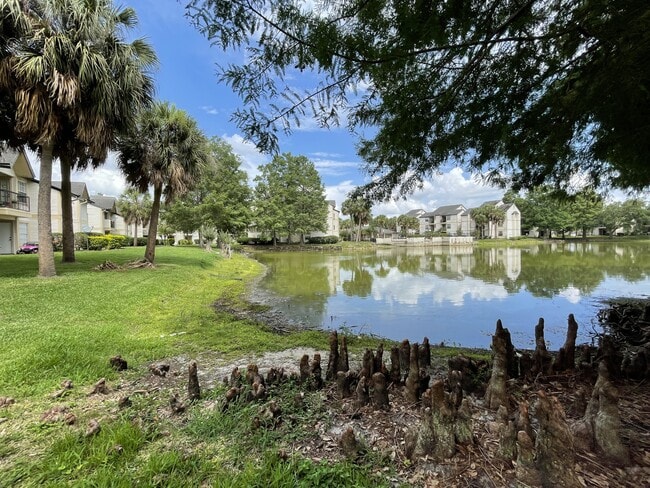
[
  {"x1": 342, "y1": 196, "x2": 372, "y2": 242},
  {"x1": 0, "y1": 0, "x2": 156, "y2": 275},
  {"x1": 117, "y1": 102, "x2": 210, "y2": 263},
  {"x1": 118, "y1": 187, "x2": 152, "y2": 246}
]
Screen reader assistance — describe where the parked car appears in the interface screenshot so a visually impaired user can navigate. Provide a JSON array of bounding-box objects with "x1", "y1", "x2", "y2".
[{"x1": 17, "y1": 242, "x2": 38, "y2": 254}]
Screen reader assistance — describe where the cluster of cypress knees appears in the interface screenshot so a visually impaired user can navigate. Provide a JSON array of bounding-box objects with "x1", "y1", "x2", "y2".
[{"x1": 170, "y1": 314, "x2": 637, "y2": 488}]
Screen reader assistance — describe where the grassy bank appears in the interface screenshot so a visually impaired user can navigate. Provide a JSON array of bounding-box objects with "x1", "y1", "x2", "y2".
[
  {"x1": 0, "y1": 246, "x2": 397, "y2": 486},
  {"x1": 0, "y1": 247, "x2": 332, "y2": 398}
]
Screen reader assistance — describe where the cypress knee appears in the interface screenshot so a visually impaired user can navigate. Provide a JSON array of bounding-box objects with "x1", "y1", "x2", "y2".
[
  {"x1": 326, "y1": 331, "x2": 339, "y2": 380},
  {"x1": 399, "y1": 339, "x2": 411, "y2": 374},
  {"x1": 389, "y1": 346, "x2": 401, "y2": 385},
  {"x1": 337, "y1": 335, "x2": 349, "y2": 373},
  {"x1": 405, "y1": 343, "x2": 421, "y2": 403},
  {"x1": 188, "y1": 361, "x2": 200, "y2": 402},
  {"x1": 485, "y1": 320, "x2": 509, "y2": 410},
  {"x1": 371, "y1": 372, "x2": 389, "y2": 409}
]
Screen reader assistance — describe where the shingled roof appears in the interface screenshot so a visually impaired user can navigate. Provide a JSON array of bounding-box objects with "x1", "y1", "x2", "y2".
[
  {"x1": 90, "y1": 194, "x2": 118, "y2": 213},
  {"x1": 432, "y1": 204, "x2": 466, "y2": 216}
]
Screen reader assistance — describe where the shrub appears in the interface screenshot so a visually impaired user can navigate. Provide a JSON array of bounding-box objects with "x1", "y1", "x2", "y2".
[
  {"x1": 177, "y1": 239, "x2": 193, "y2": 246},
  {"x1": 307, "y1": 236, "x2": 339, "y2": 244},
  {"x1": 126, "y1": 237, "x2": 148, "y2": 246},
  {"x1": 88, "y1": 234, "x2": 127, "y2": 250},
  {"x1": 74, "y1": 232, "x2": 88, "y2": 250},
  {"x1": 52, "y1": 233, "x2": 63, "y2": 251},
  {"x1": 239, "y1": 236, "x2": 273, "y2": 245}
]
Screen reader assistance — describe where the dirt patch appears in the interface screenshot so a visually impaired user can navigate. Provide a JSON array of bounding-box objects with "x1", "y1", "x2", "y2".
[{"x1": 81, "y1": 348, "x2": 650, "y2": 486}]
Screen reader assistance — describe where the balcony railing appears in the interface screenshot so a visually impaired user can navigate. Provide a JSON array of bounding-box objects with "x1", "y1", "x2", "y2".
[{"x1": 0, "y1": 189, "x2": 30, "y2": 212}]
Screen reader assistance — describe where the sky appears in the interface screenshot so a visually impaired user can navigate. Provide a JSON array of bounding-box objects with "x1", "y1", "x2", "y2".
[{"x1": 32, "y1": 0, "x2": 509, "y2": 217}]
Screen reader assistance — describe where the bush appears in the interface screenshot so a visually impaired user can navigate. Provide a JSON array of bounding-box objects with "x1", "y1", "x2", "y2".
[
  {"x1": 177, "y1": 239, "x2": 193, "y2": 246},
  {"x1": 307, "y1": 236, "x2": 339, "y2": 244},
  {"x1": 124, "y1": 236, "x2": 147, "y2": 246},
  {"x1": 74, "y1": 232, "x2": 88, "y2": 250},
  {"x1": 88, "y1": 234, "x2": 127, "y2": 250},
  {"x1": 52, "y1": 233, "x2": 63, "y2": 251},
  {"x1": 239, "y1": 236, "x2": 274, "y2": 245}
]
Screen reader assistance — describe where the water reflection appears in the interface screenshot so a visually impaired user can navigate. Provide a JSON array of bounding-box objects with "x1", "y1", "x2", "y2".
[{"x1": 254, "y1": 242, "x2": 650, "y2": 349}]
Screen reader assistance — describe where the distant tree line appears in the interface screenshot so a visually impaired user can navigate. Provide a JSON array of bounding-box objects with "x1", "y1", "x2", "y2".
[
  {"x1": 505, "y1": 188, "x2": 650, "y2": 239},
  {"x1": 338, "y1": 190, "x2": 650, "y2": 241}
]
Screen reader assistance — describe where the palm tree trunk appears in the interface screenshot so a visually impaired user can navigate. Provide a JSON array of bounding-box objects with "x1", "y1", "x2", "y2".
[
  {"x1": 60, "y1": 153, "x2": 75, "y2": 263},
  {"x1": 145, "y1": 185, "x2": 162, "y2": 263},
  {"x1": 38, "y1": 143, "x2": 57, "y2": 277},
  {"x1": 356, "y1": 220, "x2": 361, "y2": 242},
  {"x1": 133, "y1": 221, "x2": 138, "y2": 246}
]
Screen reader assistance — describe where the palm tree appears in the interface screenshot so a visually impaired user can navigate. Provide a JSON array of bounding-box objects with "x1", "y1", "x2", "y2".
[
  {"x1": 117, "y1": 102, "x2": 210, "y2": 263},
  {"x1": 118, "y1": 187, "x2": 152, "y2": 246},
  {"x1": 342, "y1": 196, "x2": 372, "y2": 242},
  {"x1": 0, "y1": 0, "x2": 156, "y2": 275}
]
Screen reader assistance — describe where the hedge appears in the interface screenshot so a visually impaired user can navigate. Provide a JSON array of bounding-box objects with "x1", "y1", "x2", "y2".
[{"x1": 88, "y1": 234, "x2": 128, "y2": 250}]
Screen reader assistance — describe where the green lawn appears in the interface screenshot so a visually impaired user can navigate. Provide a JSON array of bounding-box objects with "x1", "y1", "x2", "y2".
[
  {"x1": 0, "y1": 246, "x2": 328, "y2": 398},
  {"x1": 0, "y1": 246, "x2": 390, "y2": 487}
]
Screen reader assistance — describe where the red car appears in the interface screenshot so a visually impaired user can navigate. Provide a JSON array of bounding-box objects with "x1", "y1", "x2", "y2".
[{"x1": 17, "y1": 242, "x2": 38, "y2": 254}]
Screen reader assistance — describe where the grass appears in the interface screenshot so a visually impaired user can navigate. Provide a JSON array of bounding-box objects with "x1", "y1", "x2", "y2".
[
  {"x1": 0, "y1": 247, "x2": 330, "y2": 398},
  {"x1": 0, "y1": 246, "x2": 396, "y2": 487}
]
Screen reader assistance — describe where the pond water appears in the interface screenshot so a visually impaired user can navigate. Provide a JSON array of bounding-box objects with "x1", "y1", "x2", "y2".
[{"x1": 252, "y1": 241, "x2": 650, "y2": 349}]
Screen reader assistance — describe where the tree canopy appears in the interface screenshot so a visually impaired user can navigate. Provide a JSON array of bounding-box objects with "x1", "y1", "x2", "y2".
[
  {"x1": 164, "y1": 137, "x2": 252, "y2": 238},
  {"x1": 118, "y1": 187, "x2": 152, "y2": 246},
  {"x1": 341, "y1": 196, "x2": 372, "y2": 242},
  {"x1": 0, "y1": 0, "x2": 156, "y2": 275},
  {"x1": 253, "y1": 153, "x2": 328, "y2": 243},
  {"x1": 187, "y1": 0, "x2": 650, "y2": 200},
  {"x1": 117, "y1": 102, "x2": 210, "y2": 263}
]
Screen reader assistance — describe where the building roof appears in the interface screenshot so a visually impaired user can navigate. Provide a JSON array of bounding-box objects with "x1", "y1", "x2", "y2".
[
  {"x1": 52, "y1": 181, "x2": 90, "y2": 199},
  {"x1": 0, "y1": 148, "x2": 16, "y2": 169},
  {"x1": 432, "y1": 204, "x2": 466, "y2": 216},
  {"x1": 0, "y1": 146, "x2": 36, "y2": 179},
  {"x1": 405, "y1": 208, "x2": 426, "y2": 217},
  {"x1": 481, "y1": 200, "x2": 501, "y2": 207},
  {"x1": 90, "y1": 194, "x2": 118, "y2": 212}
]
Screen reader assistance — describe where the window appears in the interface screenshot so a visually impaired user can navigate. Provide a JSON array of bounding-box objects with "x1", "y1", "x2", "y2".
[{"x1": 18, "y1": 181, "x2": 26, "y2": 194}]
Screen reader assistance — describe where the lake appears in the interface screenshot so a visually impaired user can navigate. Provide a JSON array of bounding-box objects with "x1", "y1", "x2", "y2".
[{"x1": 252, "y1": 241, "x2": 650, "y2": 349}]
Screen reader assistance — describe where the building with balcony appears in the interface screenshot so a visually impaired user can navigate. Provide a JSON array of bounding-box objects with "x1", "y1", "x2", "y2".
[{"x1": 0, "y1": 147, "x2": 37, "y2": 254}]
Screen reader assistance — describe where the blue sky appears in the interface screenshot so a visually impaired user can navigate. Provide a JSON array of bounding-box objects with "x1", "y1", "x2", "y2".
[{"x1": 39, "y1": 0, "x2": 507, "y2": 216}]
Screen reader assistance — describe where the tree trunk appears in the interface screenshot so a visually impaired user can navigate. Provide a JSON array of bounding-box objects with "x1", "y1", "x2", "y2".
[
  {"x1": 145, "y1": 184, "x2": 162, "y2": 263},
  {"x1": 132, "y1": 221, "x2": 138, "y2": 246},
  {"x1": 38, "y1": 143, "x2": 57, "y2": 277},
  {"x1": 60, "y1": 154, "x2": 75, "y2": 263},
  {"x1": 356, "y1": 220, "x2": 361, "y2": 242}
]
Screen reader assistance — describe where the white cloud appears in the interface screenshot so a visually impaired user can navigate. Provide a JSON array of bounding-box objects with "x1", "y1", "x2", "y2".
[
  {"x1": 328, "y1": 167, "x2": 506, "y2": 217},
  {"x1": 201, "y1": 105, "x2": 219, "y2": 115},
  {"x1": 312, "y1": 157, "x2": 361, "y2": 177},
  {"x1": 220, "y1": 133, "x2": 270, "y2": 183},
  {"x1": 558, "y1": 286, "x2": 581, "y2": 304},
  {"x1": 368, "y1": 267, "x2": 508, "y2": 306},
  {"x1": 325, "y1": 180, "x2": 356, "y2": 209},
  {"x1": 27, "y1": 149, "x2": 128, "y2": 197},
  {"x1": 311, "y1": 151, "x2": 342, "y2": 158},
  {"x1": 72, "y1": 154, "x2": 127, "y2": 197}
]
